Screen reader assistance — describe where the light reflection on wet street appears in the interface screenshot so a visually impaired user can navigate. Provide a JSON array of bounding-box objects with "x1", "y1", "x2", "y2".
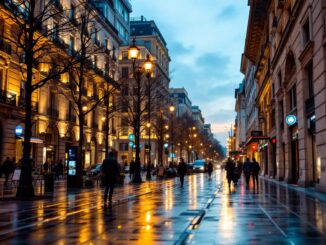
[{"x1": 0, "y1": 170, "x2": 326, "y2": 244}]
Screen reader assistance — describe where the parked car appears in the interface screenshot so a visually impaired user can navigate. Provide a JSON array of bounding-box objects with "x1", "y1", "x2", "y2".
[{"x1": 192, "y1": 160, "x2": 207, "y2": 173}]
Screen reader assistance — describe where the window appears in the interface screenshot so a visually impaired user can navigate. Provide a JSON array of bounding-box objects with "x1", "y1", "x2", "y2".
[
  {"x1": 302, "y1": 19, "x2": 310, "y2": 46},
  {"x1": 121, "y1": 67, "x2": 129, "y2": 78},
  {"x1": 121, "y1": 84, "x2": 129, "y2": 96},
  {"x1": 272, "y1": 83, "x2": 275, "y2": 98},
  {"x1": 121, "y1": 51, "x2": 128, "y2": 60},
  {"x1": 0, "y1": 69, "x2": 3, "y2": 90},
  {"x1": 68, "y1": 36, "x2": 75, "y2": 55},
  {"x1": 280, "y1": 100, "x2": 284, "y2": 129},
  {"x1": 144, "y1": 41, "x2": 151, "y2": 51},
  {"x1": 306, "y1": 62, "x2": 314, "y2": 98},
  {"x1": 289, "y1": 85, "x2": 297, "y2": 111},
  {"x1": 70, "y1": 4, "x2": 75, "y2": 20},
  {"x1": 119, "y1": 143, "x2": 128, "y2": 151},
  {"x1": 20, "y1": 80, "x2": 26, "y2": 102}
]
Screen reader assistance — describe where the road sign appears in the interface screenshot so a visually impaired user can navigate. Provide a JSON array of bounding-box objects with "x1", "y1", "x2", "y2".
[{"x1": 286, "y1": 115, "x2": 297, "y2": 126}]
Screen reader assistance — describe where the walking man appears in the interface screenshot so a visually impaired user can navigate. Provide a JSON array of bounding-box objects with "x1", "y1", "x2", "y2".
[
  {"x1": 252, "y1": 158, "x2": 260, "y2": 187},
  {"x1": 177, "y1": 158, "x2": 187, "y2": 187},
  {"x1": 243, "y1": 158, "x2": 252, "y2": 189},
  {"x1": 225, "y1": 158, "x2": 235, "y2": 190},
  {"x1": 101, "y1": 152, "x2": 120, "y2": 207},
  {"x1": 207, "y1": 161, "x2": 213, "y2": 180},
  {"x1": 1, "y1": 157, "x2": 15, "y2": 186}
]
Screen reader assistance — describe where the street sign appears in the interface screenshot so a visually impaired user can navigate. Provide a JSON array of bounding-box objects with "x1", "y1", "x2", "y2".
[
  {"x1": 15, "y1": 125, "x2": 23, "y2": 136},
  {"x1": 251, "y1": 130, "x2": 263, "y2": 137},
  {"x1": 128, "y1": 134, "x2": 135, "y2": 142},
  {"x1": 286, "y1": 115, "x2": 297, "y2": 126}
]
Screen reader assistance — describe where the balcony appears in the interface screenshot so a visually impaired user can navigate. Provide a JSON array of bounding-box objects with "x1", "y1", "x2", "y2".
[
  {"x1": 305, "y1": 97, "x2": 315, "y2": 116},
  {"x1": 0, "y1": 89, "x2": 16, "y2": 106},
  {"x1": 0, "y1": 39, "x2": 12, "y2": 55}
]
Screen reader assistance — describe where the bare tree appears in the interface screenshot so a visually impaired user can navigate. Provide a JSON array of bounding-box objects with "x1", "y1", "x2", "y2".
[
  {"x1": 58, "y1": 1, "x2": 119, "y2": 187},
  {"x1": 0, "y1": 0, "x2": 80, "y2": 198}
]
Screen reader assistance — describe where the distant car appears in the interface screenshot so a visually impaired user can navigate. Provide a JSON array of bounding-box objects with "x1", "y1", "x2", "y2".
[
  {"x1": 90, "y1": 164, "x2": 102, "y2": 176},
  {"x1": 192, "y1": 160, "x2": 207, "y2": 172}
]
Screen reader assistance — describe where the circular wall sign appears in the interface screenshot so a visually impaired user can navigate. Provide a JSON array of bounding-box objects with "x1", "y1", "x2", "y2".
[
  {"x1": 15, "y1": 125, "x2": 23, "y2": 136},
  {"x1": 286, "y1": 115, "x2": 297, "y2": 126}
]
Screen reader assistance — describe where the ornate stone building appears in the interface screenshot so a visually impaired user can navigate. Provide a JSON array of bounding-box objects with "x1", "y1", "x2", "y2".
[
  {"x1": 243, "y1": 0, "x2": 326, "y2": 192},
  {"x1": 0, "y1": 0, "x2": 131, "y2": 168},
  {"x1": 115, "y1": 17, "x2": 171, "y2": 166}
]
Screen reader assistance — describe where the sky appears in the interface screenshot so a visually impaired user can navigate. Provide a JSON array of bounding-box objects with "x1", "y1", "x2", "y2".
[{"x1": 131, "y1": 0, "x2": 250, "y2": 145}]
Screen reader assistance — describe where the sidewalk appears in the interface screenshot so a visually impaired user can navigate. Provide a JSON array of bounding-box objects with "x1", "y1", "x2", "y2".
[
  {"x1": 260, "y1": 176, "x2": 326, "y2": 202},
  {"x1": 189, "y1": 176, "x2": 326, "y2": 244}
]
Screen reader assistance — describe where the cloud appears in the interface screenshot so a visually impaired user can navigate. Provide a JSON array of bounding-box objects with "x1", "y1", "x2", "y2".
[
  {"x1": 217, "y1": 5, "x2": 237, "y2": 20},
  {"x1": 132, "y1": 1, "x2": 250, "y2": 144}
]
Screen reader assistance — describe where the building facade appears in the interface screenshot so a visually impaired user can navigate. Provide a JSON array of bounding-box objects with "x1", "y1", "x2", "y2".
[
  {"x1": 0, "y1": 0, "x2": 131, "y2": 168},
  {"x1": 169, "y1": 87, "x2": 192, "y2": 118},
  {"x1": 234, "y1": 80, "x2": 246, "y2": 158},
  {"x1": 243, "y1": 0, "x2": 326, "y2": 192},
  {"x1": 115, "y1": 17, "x2": 171, "y2": 166}
]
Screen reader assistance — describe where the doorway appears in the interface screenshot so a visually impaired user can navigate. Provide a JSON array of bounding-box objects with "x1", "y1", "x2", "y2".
[{"x1": 290, "y1": 129, "x2": 299, "y2": 184}]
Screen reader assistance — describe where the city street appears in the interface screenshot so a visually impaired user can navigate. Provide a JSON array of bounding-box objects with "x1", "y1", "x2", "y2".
[{"x1": 0, "y1": 170, "x2": 326, "y2": 244}]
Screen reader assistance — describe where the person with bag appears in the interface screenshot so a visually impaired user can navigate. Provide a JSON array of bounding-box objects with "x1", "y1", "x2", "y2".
[
  {"x1": 225, "y1": 158, "x2": 235, "y2": 190},
  {"x1": 101, "y1": 152, "x2": 120, "y2": 207},
  {"x1": 207, "y1": 161, "x2": 213, "y2": 180},
  {"x1": 177, "y1": 158, "x2": 188, "y2": 187},
  {"x1": 252, "y1": 158, "x2": 261, "y2": 187},
  {"x1": 243, "y1": 158, "x2": 252, "y2": 189}
]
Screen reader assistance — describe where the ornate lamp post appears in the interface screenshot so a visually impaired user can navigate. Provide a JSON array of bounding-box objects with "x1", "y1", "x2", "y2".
[
  {"x1": 144, "y1": 54, "x2": 153, "y2": 180},
  {"x1": 128, "y1": 38, "x2": 142, "y2": 183}
]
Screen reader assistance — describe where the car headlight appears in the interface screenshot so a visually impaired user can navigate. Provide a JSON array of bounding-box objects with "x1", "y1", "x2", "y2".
[{"x1": 200, "y1": 166, "x2": 204, "y2": 170}]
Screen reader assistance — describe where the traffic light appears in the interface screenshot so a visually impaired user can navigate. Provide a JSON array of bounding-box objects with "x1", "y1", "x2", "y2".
[{"x1": 252, "y1": 143, "x2": 257, "y2": 152}]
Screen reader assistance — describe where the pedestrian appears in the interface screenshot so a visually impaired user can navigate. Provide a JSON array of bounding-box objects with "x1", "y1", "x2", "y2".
[
  {"x1": 177, "y1": 158, "x2": 188, "y2": 187},
  {"x1": 243, "y1": 157, "x2": 252, "y2": 189},
  {"x1": 252, "y1": 158, "x2": 260, "y2": 187},
  {"x1": 43, "y1": 161, "x2": 49, "y2": 174},
  {"x1": 1, "y1": 157, "x2": 15, "y2": 186},
  {"x1": 57, "y1": 160, "x2": 64, "y2": 179},
  {"x1": 101, "y1": 152, "x2": 120, "y2": 207},
  {"x1": 207, "y1": 161, "x2": 213, "y2": 180},
  {"x1": 225, "y1": 157, "x2": 235, "y2": 189},
  {"x1": 129, "y1": 160, "x2": 135, "y2": 181}
]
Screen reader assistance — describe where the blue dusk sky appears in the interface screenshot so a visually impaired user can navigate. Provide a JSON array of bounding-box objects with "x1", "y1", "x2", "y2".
[{"x1": 131, "y1": 0, "x2": 249, "y2": 145}]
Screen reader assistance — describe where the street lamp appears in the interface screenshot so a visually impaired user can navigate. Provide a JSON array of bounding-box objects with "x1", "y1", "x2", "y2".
[
  {"x1": 144, "y1": 54, "x2": 153, "y2": 180},
  {"x1": 169, "y1": 104, "x2": 175, "y2": 164},
  {"x1": 128, "y1": 38, "x2": 143, "y2": 183}
]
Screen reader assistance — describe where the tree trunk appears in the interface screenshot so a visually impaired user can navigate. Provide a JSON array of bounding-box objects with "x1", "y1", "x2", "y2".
[
  {"x1": 76, "y1": 113, "x2": 84, "y2": 188},
  {"x1": 16, "y1": 33, "x2": 35, "y2": 198},
  {"x1": 16, "y1": 87, "x2": 34, "y2": 198}
]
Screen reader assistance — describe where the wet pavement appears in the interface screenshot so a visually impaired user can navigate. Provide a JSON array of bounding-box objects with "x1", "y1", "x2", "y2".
[{"x1": 0, "y1": 170, "x2": 326, "y2": 244}]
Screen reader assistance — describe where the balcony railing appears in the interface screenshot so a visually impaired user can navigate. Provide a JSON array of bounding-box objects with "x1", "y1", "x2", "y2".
[
  {"x1": 305, "y1": 97, "x2": 315, "y2": 116},
  {"x1": 0, "y1": 39, "x2": 12, "y2": 55},
  {"x1": 0, "y1": 89, "x2": 16, "y2": 106}
]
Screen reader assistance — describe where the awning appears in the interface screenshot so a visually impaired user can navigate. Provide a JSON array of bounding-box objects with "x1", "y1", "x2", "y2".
[
  {"x1": 245, "y1": 136, "x2": 270, "y2": 146},
  {"x1": 17, "y1": 136, "x2": 43, "y2": 144}
]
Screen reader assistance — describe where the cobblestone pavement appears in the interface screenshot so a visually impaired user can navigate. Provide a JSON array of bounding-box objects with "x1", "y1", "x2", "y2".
[{"x1": 0, "y1": 170, "x2": 326, "y2": 244}]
